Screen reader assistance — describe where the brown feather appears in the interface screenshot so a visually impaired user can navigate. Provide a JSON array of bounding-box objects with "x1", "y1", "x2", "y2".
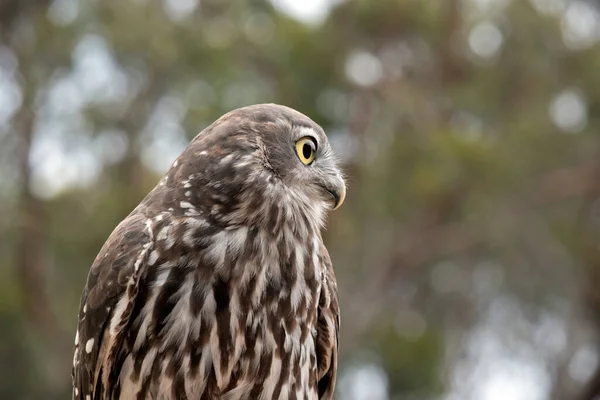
[{"x1": 72, "y1": 104, "x2": 344, "y2": 400}]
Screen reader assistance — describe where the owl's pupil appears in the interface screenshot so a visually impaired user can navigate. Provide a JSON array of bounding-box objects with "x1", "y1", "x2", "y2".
[{"x1": 302, "y1": 143, "x2": 312, "y2": 159}]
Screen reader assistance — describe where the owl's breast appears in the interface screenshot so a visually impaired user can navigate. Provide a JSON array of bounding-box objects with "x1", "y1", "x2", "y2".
[{"x1": 116, "y1": 220, "x2": 324, "y2": 399}]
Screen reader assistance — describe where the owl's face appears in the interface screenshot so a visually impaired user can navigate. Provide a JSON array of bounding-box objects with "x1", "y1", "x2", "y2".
[{"x1": 258, "y1": 116, "x2": 346, "y2": 212}]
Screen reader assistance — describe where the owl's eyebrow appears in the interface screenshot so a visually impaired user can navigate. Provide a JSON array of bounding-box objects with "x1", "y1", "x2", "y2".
[
  {"x1": 294, "y1": 125, "x2": 319, "y2": 140},
  {"x1": 291, "y1": 121, "x2": 314, "y2": 130}
]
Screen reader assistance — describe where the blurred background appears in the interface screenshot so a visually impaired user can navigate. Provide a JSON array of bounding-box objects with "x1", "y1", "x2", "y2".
[{"x1": 3, "y1": 0, "x2": 600, "y2": 398}]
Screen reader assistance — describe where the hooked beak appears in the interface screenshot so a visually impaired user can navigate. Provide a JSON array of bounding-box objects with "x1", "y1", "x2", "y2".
[{"x1": 322, "y1": 176, "x2": 346, "y2": 210}]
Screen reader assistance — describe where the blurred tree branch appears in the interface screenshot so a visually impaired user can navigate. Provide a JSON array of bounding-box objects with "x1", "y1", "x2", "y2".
[
  {"x1": 1, "y1": 2, "x2": 74, "y2": 395},
  {"x1": 14, "y1": 96, "x2": 56, "y2": 333},
  {"x1": 0, "y1": 0, "x2": 51, "y2": 38},
  {"x1": 4, "y1": 0, "x2": 58, "y2": 332},
  {"x1": 439, "y1": 0, "x2": 467, "y2": 84},
  {"x1": 572, "y1": 155, "x2": 600, "y2": 400}
]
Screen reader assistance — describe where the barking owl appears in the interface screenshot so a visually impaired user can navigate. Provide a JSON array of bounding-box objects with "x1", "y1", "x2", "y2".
[{"x1": 72, "y1": 104, "x2": 345, "y2": 399}]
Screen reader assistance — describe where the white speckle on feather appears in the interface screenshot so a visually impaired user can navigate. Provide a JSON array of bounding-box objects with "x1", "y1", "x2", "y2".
[
  {"x1": 180, "y1": 201, "x2": 194, "y2": 209},
  {"x1": 145, "y1": 219, "x2": 154, "y2": 238},
  {"x1": 157, "y1": 225, "x2": 172, "y2": 241},
  {"x1": 234, "y1": 154, "x2": 253, "y2": 169},
  {"x1": 312, "y1": 234, "x2": 320, "y2": 278},
  {"x1": 229, "y1": 227, "x2": 248, "y2": 253},
  {"x1": 185, "y1": 208, "x2": 200, "y2": 216},
  {"x1": 74, "y1": 388, "x2": 78, "y2": 396},
  {"x1": 206, "y1": 231, "x2": 227, "y2": 266},
  {"x1": 162, "y1": 224, "x2": 177, "y2": 248},
  {"x1": 183, "y1": 228, "x2": 196, "y2": 246},
  {"x1": 74, "y1": 331, "x2": 79, "y2": 345},
  {"x1": 134, "y1": 242, "x2": 151, "y2": 273},
  {"x1": 220, "y1": 153, "x2": 234, "y2": 165},
  {"x1": 172, "y1": 159, "x2": 178, "y2": 167},
  {"x1": 110, "y1": 295, "x2": 130, "y2": 335},
  {"x1": 154, "y1": 269, "x2": 170, "y2": 288},
  {"x1": 155, "y1": 214, "x2": 163, "y2": 222},
  {"x1": 184, "y1": 182, "x2": 192, "y2": 188},
  {"x1": 184, "y1": 217, "x2": 208, "y2": 229},
  {"x1": 148, "y1": 250, "x2": 159, "y2": 266},
  {"x1": 83, "y1": 304, "x2": 87, "y2": 313},
  {"x1": 85, "y1": 339, "x2": 94, "y2": 354},
  {"x1": 185, "y1": 191, "x2": 192, "y2": 197},
  {"x1": 200, "y1": 151, "x2": 207, "y2": 156}
]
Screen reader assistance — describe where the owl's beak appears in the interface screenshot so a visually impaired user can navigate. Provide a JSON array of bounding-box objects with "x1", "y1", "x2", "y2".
[{"x1": 323, "y1": 177, "x2": 346, "y2": 210}]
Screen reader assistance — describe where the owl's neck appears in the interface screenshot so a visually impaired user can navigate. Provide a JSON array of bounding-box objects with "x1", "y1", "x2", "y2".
[{"x1": 140, "y1": 165, "x2": 327, "y2": 243}]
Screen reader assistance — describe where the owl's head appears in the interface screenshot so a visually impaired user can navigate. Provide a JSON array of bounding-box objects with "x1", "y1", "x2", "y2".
[
  {"x1": 245, "y1": 104, "x2": 346, "y2": 211},
  {"x1": 162, "y1": 104, "x2": 346, "y2": 228}
]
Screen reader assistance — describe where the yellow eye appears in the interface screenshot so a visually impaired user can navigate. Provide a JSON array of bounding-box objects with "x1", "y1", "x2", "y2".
[{"x1": 295, "y1": 137, "x2": 317, "y2": 165}]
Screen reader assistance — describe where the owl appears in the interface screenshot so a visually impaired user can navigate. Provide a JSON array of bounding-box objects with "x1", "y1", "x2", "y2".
[{"x1": 72, "y1": 103, "x2": 345, "y2": 399}]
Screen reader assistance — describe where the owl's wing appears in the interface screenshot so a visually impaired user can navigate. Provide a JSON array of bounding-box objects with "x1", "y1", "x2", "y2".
[
  {"x1": 72, "y1": 213, "x2": 152, "y2": 400},
  {"x1": 316, "y1": 245, "x2": 340, "y2": 400}
]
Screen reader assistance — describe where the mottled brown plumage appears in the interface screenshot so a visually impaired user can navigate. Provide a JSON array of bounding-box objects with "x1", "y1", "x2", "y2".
[{"x1": 72, "y1": 104, "x2": 345, "y2": 399}]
